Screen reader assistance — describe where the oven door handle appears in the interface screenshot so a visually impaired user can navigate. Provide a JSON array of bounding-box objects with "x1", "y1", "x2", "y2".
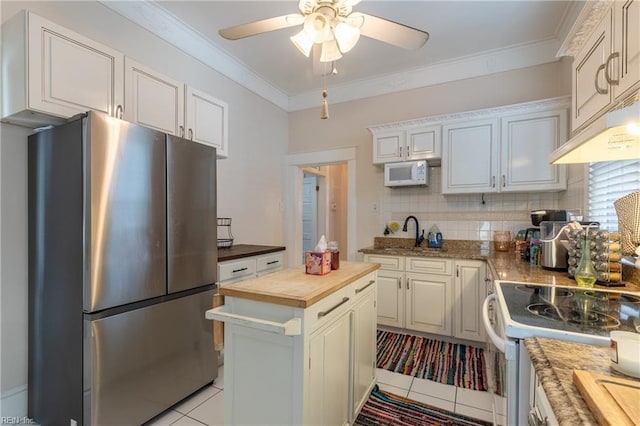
[{"x1": 483, "y1": 293, "x2": 506, "y2": 354}]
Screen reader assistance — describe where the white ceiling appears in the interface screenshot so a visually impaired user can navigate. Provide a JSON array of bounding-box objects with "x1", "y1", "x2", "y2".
[{"x1": 103, "y1": 1, "x2": 585, "y2": 111}]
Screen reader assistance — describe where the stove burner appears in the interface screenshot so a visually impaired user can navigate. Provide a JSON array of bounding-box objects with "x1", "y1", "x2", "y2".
[
  {"x1": 516, "y1": 285, "x2": 573, "y2": 298},
  {"x1": 526, "y1": 302, "x2": 621, "y2": 329}
]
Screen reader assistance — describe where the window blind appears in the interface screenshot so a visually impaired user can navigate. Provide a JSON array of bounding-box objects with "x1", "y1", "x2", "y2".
[{"x1": 588, "y1": 160, "x2": 640, "y2": 230}]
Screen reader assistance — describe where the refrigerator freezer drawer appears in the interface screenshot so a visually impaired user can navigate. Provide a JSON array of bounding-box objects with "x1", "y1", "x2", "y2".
[{"x1": 83, "y1": 290, "x2": 217, "y2": 425}]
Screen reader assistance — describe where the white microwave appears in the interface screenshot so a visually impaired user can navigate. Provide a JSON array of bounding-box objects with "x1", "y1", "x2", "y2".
[{"x1": 384, "y1": 160, "x2": 428, "y2": 187}]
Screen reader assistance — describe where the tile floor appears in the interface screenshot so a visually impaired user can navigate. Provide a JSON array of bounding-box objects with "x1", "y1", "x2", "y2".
[{"x1": 146, "y1": 365, "x2": 507, "y2": 425}]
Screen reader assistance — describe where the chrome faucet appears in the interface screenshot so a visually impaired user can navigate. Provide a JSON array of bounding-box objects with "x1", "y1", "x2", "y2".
[{"x1": 403, "y1": 215, "x2": 420, "y2": 247}]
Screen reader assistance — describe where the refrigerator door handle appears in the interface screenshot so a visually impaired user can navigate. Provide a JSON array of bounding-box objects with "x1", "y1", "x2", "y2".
[{"x1": 206, "y1": 305, "x2": 302, "y2": 336}]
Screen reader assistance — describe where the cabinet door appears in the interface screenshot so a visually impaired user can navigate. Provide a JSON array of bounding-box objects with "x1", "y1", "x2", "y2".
[
  {"x1": 351, "y1": 285, "x2": 377, "y2": 423},
  {"x1": 308, "y1": 311, "x2": 351, "y2": 426},
  {"x1": 453, "y1": 260, "x2": 486, "y2": 342},
  {"x1": 375, "y1": 270, "x2": 404, "y2": 327},
  {"x1": 406, "y1": 125, "x2": 441, "y2": 161},
  {"x1": 442, "y1": 119, "x2": 499, "y2": 194},
  {"x1": 405, "y1": 273, "x2": 452, "y2": 335},
  {"x1": 500, "y1": 110, "x2": 567, "y2": 192},
  {"x1": 27, "y1": 12, "x2": 124, "y2": 119},
  {"x1": 124, "y1": 58, "x2": 184, "y2": 135},
  {"x1": 612, "y1": 0, "x2": 640, "y2": 97},
  {"x1": 572, "y1": 8, "x2": 613, "y2": 132},
  {"x1": 372, "y1": 130, "x2": 405, "y2": 163},
  {"x1": 185, "y1": 87, "x2": 229, "y2": 158}
]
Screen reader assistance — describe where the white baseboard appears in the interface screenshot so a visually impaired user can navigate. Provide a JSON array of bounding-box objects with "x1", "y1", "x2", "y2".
[{"x1": 0, "y1": 384, "x2": 28, "y2": 419}]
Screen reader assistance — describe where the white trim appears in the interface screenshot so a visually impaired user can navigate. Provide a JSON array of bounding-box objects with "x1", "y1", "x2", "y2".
[
  {"x1": 0, "y1": 385, "x2": 28, "y2": 419},
  {"x1": 100, "y1": 1, "x2": 569, "y2": 112},
  {"x1": 285, "y1": 148, "x2": 356, "y2": 267},
  {"x1": 99, "y1": 0, "x2": 290, "y2": 111}
]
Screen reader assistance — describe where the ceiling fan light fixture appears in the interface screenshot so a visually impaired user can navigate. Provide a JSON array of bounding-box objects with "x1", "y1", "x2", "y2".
[
  {"x1": 333, "y1": 21, "x2": 360, "y2": 53},
  {"x1": 290, "y1": 30, "x2": 313, "y2": 57},
  {"x1": 320, "y1": 39, "x2": 342, "y2": 62},
  {"x1": 304, "y1": 12, "x2": 331, "y2": 43}
]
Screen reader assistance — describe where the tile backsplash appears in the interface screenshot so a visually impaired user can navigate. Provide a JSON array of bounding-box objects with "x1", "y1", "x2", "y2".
[{"x1": 378, "y1": 167, "x2": 566, "y2": 242}]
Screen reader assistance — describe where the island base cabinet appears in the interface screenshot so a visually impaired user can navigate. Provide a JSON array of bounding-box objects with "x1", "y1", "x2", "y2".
[
  {"x1": 308, "y1": 311, "x2": 351, "y2": 426},
  {"x1": 207, "y1": 269, "x2": 377, "y2": 425},
  {"x1": 225, "y1": 325, "x2": 301, "y2": 425}
]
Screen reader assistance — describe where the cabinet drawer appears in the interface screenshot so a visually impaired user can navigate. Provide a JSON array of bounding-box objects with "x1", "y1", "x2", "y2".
[
  {"x1": 218, "y1": 258, "x2": 256, "y2": 285},
  {"x1": 306, "y1": 284, "x2": 353, "y2": 333},
  {"x1": 256, "y1": 252, "x2": 284, "y2": 276},
  {"x1": 363, "y1": 254, "x2": 404, "y2": 271},
  {"x1": 406, "y1": 257, "x2": 452, "y2": 275}
]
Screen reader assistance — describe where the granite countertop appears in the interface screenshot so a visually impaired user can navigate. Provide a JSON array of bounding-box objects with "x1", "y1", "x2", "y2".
[
  {"x1": 525, "y1": 337, "x2": 640, "y2": 425},
  {"x1": 360, "y1": 237, "x2": 640, "y2": 292},
  {"x1": 218, "y1": 244, "x2": 285, "y2": 262},
  {"x1": 219, "y1": 261, "x2": 380, "y2": 308}
]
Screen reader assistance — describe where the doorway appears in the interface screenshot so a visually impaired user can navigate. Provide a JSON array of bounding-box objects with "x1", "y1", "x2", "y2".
[
  {"x1": 302, "y1": 168, "x2": 328, "y2": 262},
  {"x1": 285, "y1": 148, "x2": 357, "y2": 267}
]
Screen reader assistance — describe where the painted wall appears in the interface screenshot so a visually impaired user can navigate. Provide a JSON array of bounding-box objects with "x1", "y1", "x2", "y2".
[
  {"x1": 0, "y1": 1, "x2": 288, "y2": 415},
  {"x1": 288, "y1": 59, "x2": 577, "y2": 254}
]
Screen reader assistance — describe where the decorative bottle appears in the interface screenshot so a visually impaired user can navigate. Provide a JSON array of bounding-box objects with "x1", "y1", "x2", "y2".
[{"x1": 574, "y1": 235, "x2": 597, "y2": 288}]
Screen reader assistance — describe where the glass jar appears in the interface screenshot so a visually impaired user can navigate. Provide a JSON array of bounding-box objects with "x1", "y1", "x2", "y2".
[
  {"x1": 328, "y1": 241, "x2": 340, "y2": 270},
  {"x1": 574, "y1": 235, "x2": 597, "y2": 288}
]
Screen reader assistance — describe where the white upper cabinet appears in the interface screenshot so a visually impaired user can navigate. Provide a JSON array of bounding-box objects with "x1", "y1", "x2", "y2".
[
  {"x1": 125, "y1": 60, "x2": 228, "y2": 158},
  {"x1": 442, "y1": 99, "x2": 568, "y2": 194},
  {"x1": 370, "y1": 123, "x2": 441, "y2": 164},
  {"x1": 569, "y1": 1, "x2": 640, "y2": 132},
  {"x1": 500, "y1": 109, "x2": 568, "y2": 192},
  {"x1": 442, "y1": 119, "x2": 499, "y2": 194},
  {"x1": 124, "y1": 58, "x2": 184, "y2": 136},
  {"x1": 186, "y1": 87, "x2": 229, "y2": 158},
  {"x1": 2, "y1": 11, "x2": 124, "y2": 127}
]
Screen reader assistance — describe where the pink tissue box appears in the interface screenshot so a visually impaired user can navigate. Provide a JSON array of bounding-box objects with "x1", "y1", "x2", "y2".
[{"x1": 305, "y1": 250, "x2": 331, "y2": 275}]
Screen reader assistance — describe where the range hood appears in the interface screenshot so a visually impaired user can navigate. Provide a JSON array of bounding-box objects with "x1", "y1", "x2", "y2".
[{"x1": 549, "y1": 102, "x2": 640, "y2": 164}]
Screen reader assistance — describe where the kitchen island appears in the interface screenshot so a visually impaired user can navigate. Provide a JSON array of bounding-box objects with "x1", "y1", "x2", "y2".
[{"x1": 206, "y1": 261, "x2": 379, "y2": 425}]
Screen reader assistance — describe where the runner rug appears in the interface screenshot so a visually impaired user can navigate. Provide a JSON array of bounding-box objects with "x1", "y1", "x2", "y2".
[
  {"x1": 376, "y1": 330, "x2": 489, "y2": 392},
  {"x1": 355, "y1": 388, "x2": 492, "y2": 426}
]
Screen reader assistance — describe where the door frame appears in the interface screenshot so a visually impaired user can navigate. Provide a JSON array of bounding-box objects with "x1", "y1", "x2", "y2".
[{"x1": 285, "y1": 147, "x2": 356, "y2": 267}]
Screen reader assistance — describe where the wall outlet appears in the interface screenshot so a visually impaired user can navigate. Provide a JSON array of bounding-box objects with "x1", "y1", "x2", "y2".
[{"x1": 371, "y1": 202, "x2": 379, "y2": 213}]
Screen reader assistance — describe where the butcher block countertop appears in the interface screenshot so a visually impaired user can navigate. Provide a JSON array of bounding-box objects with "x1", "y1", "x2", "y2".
[
  {"x1": 217, "y1": 244, "x2": 285, "y2": 262},
  {"x1": 525, "y1": 337, "x2": 640, "y2": 425},
  {"x1": 218, "y1": 261, "x2": 380, "y2": 308}
]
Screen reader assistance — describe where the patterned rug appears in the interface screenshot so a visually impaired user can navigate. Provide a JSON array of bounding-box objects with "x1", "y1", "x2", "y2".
[
  {"x1": 376, "y1": 330, "x2": 489, "y2": 392},
  {"x1": 355, "y1": 388, "x2": 492, "y2": 426}
]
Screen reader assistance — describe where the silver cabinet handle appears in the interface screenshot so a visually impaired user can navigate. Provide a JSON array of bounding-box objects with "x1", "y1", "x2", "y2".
[
  {"x1": 456, "y1": 265, "x2": 460, "y2": 277},
  {"x1": 605, "y1": 51, "x2": 619, "y2": 85},
  {"x1": 595, "y1": 63, "x2": 608, "y2": 95},
  {"x1": 406, "y1": 278, "x2": 410, "y2": 290},
  {"x1": 355, "y1": 280, "x2": 375, "y2": 294},
  {"x1": 317, "y1": 297, "x2": 349, "y2": 318},
  {"x1": 492, "y1": 176, "x2": 496, "y2": 188},
  {"x1": 502, "y1": 174, "x2": 506, "y2": 187},
  {"x1": 179, "y1": 125, "x2": 185, "y2": 138},
  {"x1": 232, "y1": 267, "x2": 248, "y2": 273},
  {"x1": 188, "y1": 128, "x2": 193, "y2": 140},
  {"x1": 397, "y1": 278, "x2": 401, "y2": 289},
  {"x1": 115, "y1": 105, "x2": 123, "y2": 119},
  {"x1": 266, "y1": 260, "x2": 279, "y2": 265}
]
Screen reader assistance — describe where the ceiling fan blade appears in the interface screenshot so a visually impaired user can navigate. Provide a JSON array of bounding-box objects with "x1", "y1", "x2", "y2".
[
  {"x1": 219, "y1": 14, "x2": 304, "y2": 40},
  {"x1": 355, "y1": 12, "x2": 429, "y2": 49}
]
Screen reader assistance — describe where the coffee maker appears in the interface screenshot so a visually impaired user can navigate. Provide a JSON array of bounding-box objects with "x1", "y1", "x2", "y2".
[{"x1": 523, "y1": 210, "x2": 567, "y2": 262}]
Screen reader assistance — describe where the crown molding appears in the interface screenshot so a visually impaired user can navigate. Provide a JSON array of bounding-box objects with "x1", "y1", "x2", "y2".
[
  {"x1": 290, "y1": 38, "x2": 564, "y2": 111},
  {"x1": 368, "y1": 96, "x2": 571, "y2": 133},
  {"x1": 101, "y1": 0, "x2": 569, "y2": 113},
  {"x1": 99, "y1": 0, "x2": 290, "y2": 111},
  {"x1": 556, "y1": 0, "x2": 613, "y2": 58}
]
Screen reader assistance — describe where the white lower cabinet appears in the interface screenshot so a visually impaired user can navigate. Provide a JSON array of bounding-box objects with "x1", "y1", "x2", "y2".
[
  {"x1": 209, "y1": 271, "x2": 377, "y2": 425},
  {"x1": 453, "y1": 260, "x2": 487, "y2": 342},
  {"x1": 217, "y1": 251, "x2": 284, "y2": 286},
  {"x1": 365, "y1": 254, "x2": 486, "y2": 342}
]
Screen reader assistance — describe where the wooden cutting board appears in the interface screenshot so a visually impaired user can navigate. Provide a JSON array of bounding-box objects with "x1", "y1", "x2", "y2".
[{"x1": 573, "y1": 370, "x2": 640, "y2": 426}]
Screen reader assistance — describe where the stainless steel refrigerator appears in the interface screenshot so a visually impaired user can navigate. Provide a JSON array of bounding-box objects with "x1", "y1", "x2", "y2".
[{"x1": 28, "y1": 111, "x2": 218, "y2": 425}]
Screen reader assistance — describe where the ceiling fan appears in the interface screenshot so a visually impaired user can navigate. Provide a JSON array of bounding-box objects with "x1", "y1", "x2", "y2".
[{"x1": 218, "y1": 0, "x2": 430, "y2": 65}]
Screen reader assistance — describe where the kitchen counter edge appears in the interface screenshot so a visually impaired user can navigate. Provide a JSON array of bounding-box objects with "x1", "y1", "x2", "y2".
[{"x1": 218, "y1": 244, "x2": 286, "y2": 262}]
